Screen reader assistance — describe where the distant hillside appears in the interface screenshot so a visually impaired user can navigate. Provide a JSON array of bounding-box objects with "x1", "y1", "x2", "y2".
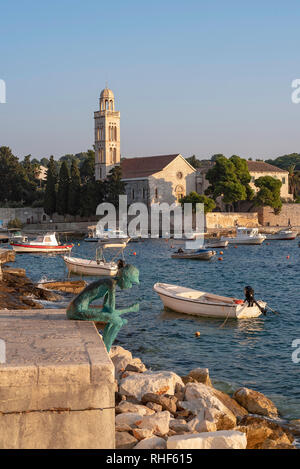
[{"x1": 265, "y1": 153, "x2": 300, "y2": 171}]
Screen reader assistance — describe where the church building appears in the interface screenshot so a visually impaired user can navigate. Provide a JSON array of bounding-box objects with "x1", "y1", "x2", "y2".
[{"x1": 94, "y1": 88, "x2": 196, "y2": 205}]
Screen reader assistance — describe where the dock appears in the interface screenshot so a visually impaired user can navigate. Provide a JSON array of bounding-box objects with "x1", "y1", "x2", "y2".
[{"x1": 0, "y1": 309, "x2": 115, "y2": 449}]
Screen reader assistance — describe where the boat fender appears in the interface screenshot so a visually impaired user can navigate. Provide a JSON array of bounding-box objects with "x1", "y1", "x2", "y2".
[{"x1": 234, "y1": 299, "x2": 243, "y2": 304}]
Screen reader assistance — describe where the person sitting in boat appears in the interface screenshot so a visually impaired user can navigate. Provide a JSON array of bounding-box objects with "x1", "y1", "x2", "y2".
[{"x1": 66, "y1": 263, "x2": 140, "y2": 351}]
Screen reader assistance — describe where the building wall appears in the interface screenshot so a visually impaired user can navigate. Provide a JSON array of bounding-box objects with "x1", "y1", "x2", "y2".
[
  {"x1": 258, "y1": 204, "x2": 300, "y2": 226},
  {"x1": 206, "y1": 212, "x2": 259, "y2": 229},
  {"x1": 149, "y1": 156, "x2": 196, "y2": 205},
  {"x1": 249, "y1": 170, "x2": 291, "y2": 200},
  {"x1": 124, "y1": 179, "x2": 149, "y2": 205}
]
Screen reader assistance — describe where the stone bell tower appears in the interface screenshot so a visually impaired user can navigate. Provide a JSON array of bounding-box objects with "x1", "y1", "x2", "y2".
[{"x1": 94, "y1": 87, "x2": 120, "y2": 180}]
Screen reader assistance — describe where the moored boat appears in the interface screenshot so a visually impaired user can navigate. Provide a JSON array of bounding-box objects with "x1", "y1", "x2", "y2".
[
  {"x1": 266, "y1": 228, "x2": 298, "y2": 241},
  {"x1": 221, "y1": 227, "x2": 266, "y2": 245},
  {"x1": 63, "y1": 242, "x2": 127, "y2": 276},
  {"x1": 153, "y1": 283, "x2": 266, "y2": 319},
  {"x1": 84, "y1": 226, "x2": 130, "y2": 244},
  {"x1": 171, "y1": 248, "x2": 216, "y2": 260},
  {"x1": 205, "y1": 239, "x2": 229, "y2": 249},
  {"x1": 11, "y1": 233, "x2": 73, "y2": 253}
]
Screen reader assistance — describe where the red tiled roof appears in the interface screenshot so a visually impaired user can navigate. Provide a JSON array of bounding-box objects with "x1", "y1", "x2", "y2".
[
  {"x1": 247, "y1": 161, "x2": 287, "y2": 173},
  {"x1": 121, "y1": 154, "x2": 180, "y2": 179}
]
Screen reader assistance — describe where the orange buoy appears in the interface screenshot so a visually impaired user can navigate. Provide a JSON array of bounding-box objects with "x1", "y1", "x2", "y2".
[
  {"x1": 234, "y1": 246, "x2": 238, "y2": 249},
  {"x1": 287, "y1": 255, "x2": 290, "y2": 259},
  {"x1": 218, "y1": 257, "x2": 223, "y2": 261},
  {"x1": 133, "y1": 252, "x2": 137, "y2": 256},
  {"x1": 220, "y1": 251, "x2": 224, "y2": 255},
  {"x1": 195, "y1": 331, "x2": 201, "y2": 337}
]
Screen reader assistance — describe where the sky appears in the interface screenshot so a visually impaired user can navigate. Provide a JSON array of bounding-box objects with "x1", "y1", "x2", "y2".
[{"x1": 1, "y1": 0, "x2": 300, "y2": 161}]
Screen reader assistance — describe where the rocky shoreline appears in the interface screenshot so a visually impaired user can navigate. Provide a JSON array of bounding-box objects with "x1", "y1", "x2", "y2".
[{"x1": 110, "y1": 345, "x2": 298, "y2": 449}]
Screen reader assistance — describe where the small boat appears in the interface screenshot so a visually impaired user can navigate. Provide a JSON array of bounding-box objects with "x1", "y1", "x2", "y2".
[
  {"x1": 84, "y1": 226, "x2": 130, "y2": 244},
  {"x1": 266, "y1": 228, "x2": 298, "y2": 241},
  {"x1": 11, "y1": 233, "x2": 73, "y2": 253},
  {"x1": 63, "y1": 242, "x2": 127, "y2": 276},
  {"x1": 153, "y1": 283, "x2": 266, "y2": 319},
  {"x1": 205, "y1": 239, "x2": 229, "y2": 249},
  {"x1": 9, "y1": 231, "x2": 28, "y2": 244},
  {"x1": 171, "y1": 248, "x2": 216, "y2": 260},
  {"x1": 221, "y1": 227, "x2": 266, "y2": 245}
]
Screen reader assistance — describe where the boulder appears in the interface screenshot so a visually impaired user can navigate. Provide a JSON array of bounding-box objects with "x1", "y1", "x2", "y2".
[
  {"x1": 109, "y1": 346, "x2": 133, "y2": 378},
  {"x1": 116, "y1": 431, "x2": 138, "y2": 449},
  {"x1": 167, "y1": 430, "x2": 247, "y2": 449},
  {"x1": 211, "y1": 387, "x2": 248, "y2": 418},
  {"x1": 116, "y1": 423, "x2": 133, "y2": 432},
  {"x1": 134, "y1": 436, "x2": 167, "y2": 449},
  {"x1": 119, "y1": 371, "x2": 184, "y2": 401},
  {"x1": 141, "y1": 393, "x2": 177, "y2": 414},
  {"x1": 236, "y1": 415, "x2": 294, "y2": 449},
  {"x1": 115, "y1": 412, "x2": 143, "y2": 428},
  {"x1": 187, "y1": 368, "x2": 212, "y2": 387},
  {"x1": 116, "y1": 401, "x2": 155, "y2": 416},
  {"x1": 182, "y1": 383, "x2": 236, "y2": 428},
  {"x1": 233, "y1": 387, "x2": 278, "y2": 418},
  {"x1": 132, "y1": 428, "x2": 153, "y2": 440},
  {"x1": 169, "y1": 420, "x2": 191, "y2": 434},
  {"x1": 187, "y1": 410, "x2": 217, "y2": 433},
  {"x1": 125, "y1": 358, "x2": 147, "y2": 373},
  {"x1": 146, "y1": 402, "x2": 163, "y2": 413},
  {"x1": 259, "y1": 439, "x2": 296, "y2": 449},
  {"x1": 137, "y1": 411, "x2": 170, "y2": 436}
]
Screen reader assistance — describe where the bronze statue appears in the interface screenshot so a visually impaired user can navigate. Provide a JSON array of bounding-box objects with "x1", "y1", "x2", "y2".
[{"x1": 67, "y1": 264, "x2": 140, "y2": 351}]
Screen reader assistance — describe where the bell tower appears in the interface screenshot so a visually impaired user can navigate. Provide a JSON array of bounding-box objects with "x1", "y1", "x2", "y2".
[{"x1": 94, "y1": 87, "x2": 120, "y2": 180}]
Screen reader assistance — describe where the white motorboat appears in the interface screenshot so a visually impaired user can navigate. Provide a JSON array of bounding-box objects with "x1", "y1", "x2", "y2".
[
  {"x1": 171, "y1": 248, "x2": 216, "y2": 260},
  {"x1": 205, "y1": 239, "x2": 229, "y2": 249},
  {"x1": 11, "y1": 233, "x2": 73, "y2": 253},
  {"x1": 84, "y1": 226, "x2": 130, "y2": 244},
  {"x1": 9, "y1": 230, "x2": 28, "y2": 244},
  {"x1": 221, "y1": 227, "x2": 266, "y2": 245},
  {"x1": 63, "y1": 242, "x2": 127, "y2": 276},
  {"x1": 153, "y1": 283, "x2": 266, "y2": 319},
  {"x1": 266, "y1": 228, "x2": 298, "y2": 241}
]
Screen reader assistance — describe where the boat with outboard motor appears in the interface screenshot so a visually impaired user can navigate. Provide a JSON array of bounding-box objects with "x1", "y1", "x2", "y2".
[
  {"x1": 266, "y1": 228, "x2": 298, "y2": 241},
  {"x1": 221, "y1": 227, "x2": 265, "y2": 245},
  {"x1": 171, "y1": 248, "x2": 216, "y2": 260},
  {"x1": 153, "y1": 283, "x2": 266, "y2": 319},
  {"x1": 63, "y1": 241, "x2": 127, "y2": 276}
]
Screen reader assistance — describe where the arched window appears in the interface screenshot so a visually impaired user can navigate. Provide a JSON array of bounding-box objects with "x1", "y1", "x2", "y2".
[
  {"x1": 97, "y1": 128, "x2": 100, "y2": 141},
  {"x1": 110, "y1": 100, "x2": 113, "y2": 110},
  {"x1": 114, "y1": 126, "x2": 117, "y2": 141},
  {"x1": 113, "y1": 148, "x2": 117, "y2": 163},
  {"x1": 105, "y1": 100, "x2": 109, "y2": 110},
  {"x1": 110, "y1": 148, "x2": 113, "y2": 164},
  {"x1": 175, "y1": 185, "x2": 184, "y2": 203},
  {"x1": 155, "y1": 188, "x2": 158, "y2": 200}
]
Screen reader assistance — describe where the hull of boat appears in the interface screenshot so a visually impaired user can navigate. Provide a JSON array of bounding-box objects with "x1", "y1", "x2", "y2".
[
  {"x1": 205, "y1": 240, "x2": 229, "y2": 248},
  {"x1": 171, "y1": 250, "x2": 215, "y2": 260},
  {"x1": 266, "y1": 233, "x2": 297, "y2": 240},
  {"x1": 11, "y1": 243, "x2": 73, "y2": 253},
  {"x1": 153, "y1": 283, "x2": 264, "y2": 319},
  {"x1": 84, "y1": 237, "x2": 130, "y2": 244},
  {"x1": 64, "y1": 256, "x2": 118, "y2": 276},
  {"x1": 221, "y1": 237, "x2": 265, "y2": 245}
]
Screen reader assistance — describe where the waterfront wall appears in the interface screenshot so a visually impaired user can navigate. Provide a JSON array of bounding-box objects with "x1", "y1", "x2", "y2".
[
  {"x1": 258, "y1": 204, "x2": 300, "y2": 227},
  {"x1": 206, "y1": 212, "x2": 259, "y2": 229},
  {"x1": 0, "y1": 309, "x2": 115, "y2": 449}
]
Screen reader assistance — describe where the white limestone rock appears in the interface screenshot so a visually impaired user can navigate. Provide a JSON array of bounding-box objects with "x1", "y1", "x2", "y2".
[
  {"x1": 167, "y1": 430, "x2": 247, "y2": 449},
  {"x1": 116, "y1": 401, "x2": 155, "y2": 416},
  {"x1": 115, "y1": 412, "x2": 143, "y2": 428},
  {"x1": 109, "y1": 346, "x2": 133, "y2": 378},
  {"x1": 119, "y1": 371, "x2": 184, "y2": 401},
  {"x1": 137, "y1": 411, "x2": 170, "y2": 436},
  {"x1": 134, "y1": 436, "x2": 167, "y2": 449},
  {"x1": 132, "y1": 428, "x2": 153, "y2": 440}
]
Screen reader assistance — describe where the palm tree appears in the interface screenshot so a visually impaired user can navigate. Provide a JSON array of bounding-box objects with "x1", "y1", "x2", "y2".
[{"x1": 288, "y1": 164, "x2": 296, "y2": 199}]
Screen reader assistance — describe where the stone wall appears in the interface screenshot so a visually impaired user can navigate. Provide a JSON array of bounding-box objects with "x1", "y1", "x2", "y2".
[
  {"x1": 258, "y1": 204, "x2": 300, "y2": 226},
  {"x1": 206, "y1": 212, "x2": 259, "y2": 229},
  {"x1": 0, "y1": 309, "x2": 115, "y2": 449}
]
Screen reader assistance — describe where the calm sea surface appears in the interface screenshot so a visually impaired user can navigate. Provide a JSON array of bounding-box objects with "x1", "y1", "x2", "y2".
[{"x1": 12, "y1": 237, "x2": 300, "y2": 420}]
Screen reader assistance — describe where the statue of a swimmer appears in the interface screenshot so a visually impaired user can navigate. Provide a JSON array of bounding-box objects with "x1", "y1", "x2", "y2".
[{"x1": 67, "y1": 262, "x2": 140, "y2": 352}]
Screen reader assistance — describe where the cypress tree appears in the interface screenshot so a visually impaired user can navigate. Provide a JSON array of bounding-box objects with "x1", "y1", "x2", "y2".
[
  {"x1": 68, "y1": 160, "x2": 81, "y2": 216},
  {"x1": 56, "y1": 161, "x2": 70, "y2": 216},
  {"x1": 44, "y1": 156, "x2": 57, "y2": 216}
]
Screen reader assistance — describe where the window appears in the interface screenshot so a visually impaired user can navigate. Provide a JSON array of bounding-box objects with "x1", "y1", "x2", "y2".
[
  {"x1": 175, "y1": 185, "x2": 184, "y2": 202},
  {"x1": 155, "y1": 188, "x2": 158, "y2": 200},
  {"x1": 113, "y1": 148, "x2": 117, "y2": 163},
  {"x1": 282, "y1": 177, "x2": 286, "y2": 184},
  {"x1": 143, "y1": 188, "x2": 146, "y2": 199},
  {"x1": 132, "y1": 189, "x2": 135, "y2": 200}
]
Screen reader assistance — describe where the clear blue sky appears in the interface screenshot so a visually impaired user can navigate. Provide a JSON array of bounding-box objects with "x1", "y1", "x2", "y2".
[{"x1": 1, "y1": 0, "x2": 300, "y2": 161}]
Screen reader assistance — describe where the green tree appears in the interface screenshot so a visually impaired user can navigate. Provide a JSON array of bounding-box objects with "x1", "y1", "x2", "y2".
[
  {"x1": 56, "y1": 161, "x2": 70, "y2": 216},
  {"x1": 254, "y1": 176, "x2": 282, "y2": 213},
  {"x1": 185, "y1": 155, "x2": 202, "y2": 168},
  {"x1": 80, "y1": 149, "x2": 95, "y2": 184},
  {"x1": 68, "y1": 160, "x2": 81, "y2": 216},
  {"x1": 44, "y1": 156, "x2": 57, "y2": 216},
  {"x1": 0, "y1": 146, "x2": 33, "y2": 204},
  {"x1": 105, "y1": 166, "x2": 126, "y2": 207},
  {"x1": 179, "y1": 191, "x2": 216, "y2": 213}
]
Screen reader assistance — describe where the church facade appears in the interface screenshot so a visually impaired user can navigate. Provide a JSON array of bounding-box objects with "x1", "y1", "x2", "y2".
[{"x1": 94, "y1": 88, "x2": 196, "y2": 205}]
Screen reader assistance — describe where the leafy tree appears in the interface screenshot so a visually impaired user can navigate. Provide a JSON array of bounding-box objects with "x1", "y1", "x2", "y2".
[
  {"x1": 44, "y1": 156, "x2": 57, "y2": 216},
  {"x1": 56, "y1": 161, "x2": 70, "y2": 216},
  {"x1": 0, "y1": 146, "x2": 34, "y2": 204},
  {"x1": 254, "y1": 176, "x2": 282, "y2": 213},
  {"x1": 179, "y1": 191, "x2": 216, "y2": 213},
  {"x1": 80, "y1": 149, "x2": 95, "y2": 184},
  {"x1": 265, "y1": 153, "x2": 300, "y2": 171},
  {"x1": 185, "y1": 155, "x2": 202, "y2": 168},
  {"x1": 105, "y1": 166, "x2": 126, "y2": 207},
  {"x1": 288, "y1": 164, "x2": 297, "y2": 199},
  {"x1": 68, "y1": 160, "x2": 81, "y2": 216}
]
